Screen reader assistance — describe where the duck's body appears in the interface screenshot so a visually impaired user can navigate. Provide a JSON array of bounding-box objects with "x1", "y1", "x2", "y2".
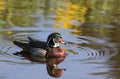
[{"x1": 13, "y1": 33, "x2": 66, "y2": 58}]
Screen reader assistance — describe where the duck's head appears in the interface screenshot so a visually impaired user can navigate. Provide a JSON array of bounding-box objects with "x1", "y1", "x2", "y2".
[{"x1": 47, "y1": 33, "x2": 66, "y2": 48}]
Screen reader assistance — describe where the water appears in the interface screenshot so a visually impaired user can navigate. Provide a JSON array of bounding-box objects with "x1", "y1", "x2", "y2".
[{"x1": 0, "y1": 0, "x2": 120, "y2": 79}]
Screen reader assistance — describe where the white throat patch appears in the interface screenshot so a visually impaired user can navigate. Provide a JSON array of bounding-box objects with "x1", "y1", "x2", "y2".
[
  {"x1": 53, "y1": 42, "x2": 60, "y2": 47},
  {"x1": 52, "y1": 39, "x2": 60, "y2": 47},
  {"x1": 47, "y1": 38, "x2": 60, "y2": 48}
]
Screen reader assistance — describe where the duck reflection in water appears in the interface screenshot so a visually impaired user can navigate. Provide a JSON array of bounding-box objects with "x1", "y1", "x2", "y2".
[{"x1": 46, "y1": 57, "x2": 66, "y2": 78}]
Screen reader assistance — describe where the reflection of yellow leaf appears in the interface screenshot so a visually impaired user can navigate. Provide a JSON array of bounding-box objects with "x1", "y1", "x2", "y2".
[
  {"x1": 7, "y1": 30, "x2": 12, "y2": 35},
  {"x1": 79, "y1": 7, "x2": 88, "y2": 15},
  {"x1": 78, "y1": 17, "x2": 85, "y2": 23},
  {"x1": 58, "y1": 8, "x2": 64, "y2": 12},
  {"x1": 55, "y1": 2, "x2": 88, "y2": 35},
  {"x1": 50, "y1": 8, "x2": 55, "y2": 11},
  {"x1": 66, "y1": 11, "x2": 75, "y2": 15},
  {"x1": 0, "y1": 0, "x2": 4, "y2": 4},
  {"x1": 55, "y1": 15, "x2": 63, "y2": 22},
  {"x1": 0, "y1": 5, "x2": 5, "y2": 10},
  {"x1": 58, "y1": 12, "x2": 63, "y2": 16},
  {"x1": 71, "y1": 5, "x2": 79, "y2": 10},
  {"x1": 74, "y1": 29, "x2": 83, "y2": 36},
  {"x1": 0, "y1": 15, "x2": 2, "y2": 18},
  {"x1": 0, "y1": 0, "x2": 5, "y2": 10}
]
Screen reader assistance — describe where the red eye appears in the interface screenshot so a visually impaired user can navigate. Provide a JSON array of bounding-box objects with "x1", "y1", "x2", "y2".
[{"x1": 54, "y1": 36, "x2": 57, "y2": 38}]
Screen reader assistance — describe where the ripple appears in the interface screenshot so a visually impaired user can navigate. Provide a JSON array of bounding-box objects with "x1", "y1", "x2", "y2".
[
  {"x1": 0, "y1": 45, "x2": 31, "y2": 64},
  {"x1": 0, "y1": 27, "x2": 118, "y2": 64},
  {"x1": 66, "y1": 36, "x2": 118, "y2": 63}
]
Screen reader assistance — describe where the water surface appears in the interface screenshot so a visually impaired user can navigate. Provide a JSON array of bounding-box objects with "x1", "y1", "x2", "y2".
[{"x1": 0, "y1": 0, "x2": 120, "y2": 79}]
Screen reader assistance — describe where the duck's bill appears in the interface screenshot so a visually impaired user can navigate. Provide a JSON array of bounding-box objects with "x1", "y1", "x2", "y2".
[{"x1": 59, "y1": 39, "x2": 66, "y2": 44}]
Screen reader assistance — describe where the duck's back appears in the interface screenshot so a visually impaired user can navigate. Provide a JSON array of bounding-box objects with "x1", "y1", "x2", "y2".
[{"x1": 13, "y1": 37, "x2": 48, "y2": 52}]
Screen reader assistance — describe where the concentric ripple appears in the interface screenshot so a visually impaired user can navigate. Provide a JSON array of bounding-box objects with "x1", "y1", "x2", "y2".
[
  {"x1": 66, "y1": 36, "x2": 118, "y2": 63},
  {"x1": 0, "y1": 27, "x2": 118, "y2": 64},
  {"x1": 0, "y1": 44, "x2": 31, "y2": 64}
]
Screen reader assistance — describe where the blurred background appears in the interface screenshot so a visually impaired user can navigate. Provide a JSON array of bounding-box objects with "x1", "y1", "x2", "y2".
[{"x1": 0, "y1": 0, "x2": 120, "y2": 79}]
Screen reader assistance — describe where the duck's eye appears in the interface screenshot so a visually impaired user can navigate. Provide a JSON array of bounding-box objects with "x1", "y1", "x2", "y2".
[
  {"x1": 54, "y1": 35, "x2": 62, "y2": 41},
  {"x1": 54, "y1": 36, "x2": 57, "y2": 38},
  {"x1": 54, "y1": 36, "x2": 59, "y2": 39}
]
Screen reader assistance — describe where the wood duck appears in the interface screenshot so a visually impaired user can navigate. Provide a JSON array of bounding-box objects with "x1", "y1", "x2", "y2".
[{"x1": 13, "y1": 33, "x2": 67, "y2": 58}]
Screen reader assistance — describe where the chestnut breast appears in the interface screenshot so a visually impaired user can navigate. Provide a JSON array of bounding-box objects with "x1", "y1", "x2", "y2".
[{"x1": 48, "y1": 48, "x2": 66, "y2": 58}]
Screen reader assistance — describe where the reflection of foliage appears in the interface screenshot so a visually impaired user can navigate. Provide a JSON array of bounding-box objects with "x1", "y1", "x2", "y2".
[
  {"x1": 87, "y1": 0, "x2": 120, "y2": 24},
  {"x1": 0, "y1": 0, "x2": 119, "y2": 28},
  {"x1": 55, "y1": 2, "x2": 88, "y2": 29},
  {"x1": 0, "y1": 0, "x2": 44, "y2": 27},
  {"x1": 5, "y1": 0, "x2": 40, "y2": 26},
  {"x1": 0, "y1": 0, "x2": 5, "y2": 10},
  {"x1": 53, "y1": 1, "x2": 89, "y2": 36},
  {"x1": 0, "y1": 0, "x2": 5, "y2": 19},
  {"x1": 0, "y1": 0, "x2": 6, "y2": 28}
]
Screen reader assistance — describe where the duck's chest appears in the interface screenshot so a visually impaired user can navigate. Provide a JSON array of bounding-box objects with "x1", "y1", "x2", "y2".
[{"x1": 48, "y1": 48, "x2": 66, "y2": 58}]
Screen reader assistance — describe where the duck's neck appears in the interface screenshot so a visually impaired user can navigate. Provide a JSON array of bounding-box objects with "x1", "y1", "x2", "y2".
[{"x1": 47, "y1": 38, "x2": 60, "y2": 48}]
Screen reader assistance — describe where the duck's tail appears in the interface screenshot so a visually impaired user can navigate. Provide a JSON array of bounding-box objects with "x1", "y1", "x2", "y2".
[
  {"x1": 13, "y1": 37, "x2": 34, "y2": 48},
  {"x1": 27, "y1": 37, "x2": 34, "y2": 42},
  {"x1": 13, "y1": 41, "x2": 29, "y2": 49}
]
